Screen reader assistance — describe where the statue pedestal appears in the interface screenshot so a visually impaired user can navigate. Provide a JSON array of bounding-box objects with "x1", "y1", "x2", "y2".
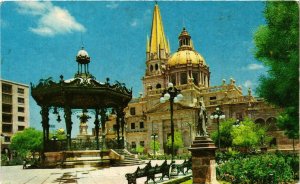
[{"x1": 188, "y1": 136, "x2": 219, "y2": 184}]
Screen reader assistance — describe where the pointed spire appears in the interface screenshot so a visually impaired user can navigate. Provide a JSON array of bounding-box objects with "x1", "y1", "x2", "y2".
[{"x1": 149, "y1": 3, "x2": 169, "y2": 57}]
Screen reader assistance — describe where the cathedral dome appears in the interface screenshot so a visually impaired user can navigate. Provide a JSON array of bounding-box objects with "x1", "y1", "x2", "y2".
[
  {"x1": 168, "y1": 50, "x2": 206, "y2": 66},
  {"x1": 167, "y1": 28, "x2": 206, "y2": 67}
]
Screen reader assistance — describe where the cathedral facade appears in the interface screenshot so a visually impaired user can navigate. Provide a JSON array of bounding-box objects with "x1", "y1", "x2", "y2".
[{"x1": 104, "y1": 4, "x2": 295, "y2": 154}]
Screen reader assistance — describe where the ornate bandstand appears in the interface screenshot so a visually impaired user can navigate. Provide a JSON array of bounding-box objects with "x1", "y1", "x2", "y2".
[{"x1": 31, "y1": 47, "x2": 132, "y2": 166}]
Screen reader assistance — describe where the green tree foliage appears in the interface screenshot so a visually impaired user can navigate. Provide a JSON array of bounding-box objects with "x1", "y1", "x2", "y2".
[
  {"x1": 54, "y1": 128, "x2": 66, "y2": 140},
  {"x1": 135, "y1": 145, "x2": 145, "y2": 155},
  {"x1": 231, "y1": 119, "x2": 272, "y2": 149},
  {"x1": 211, "y1": 119, "x2": 236, "y2": 148},
  {"x1": 167, "y1": 131, "x2": 184, "y2": 153},
  {"x1": 150, "y1": 140, "x2": 160, "y2": 153},
  {"x1": 9, "y1": 128, "x2": 43, "y2": 159},
  {"x1": 254, "y1": 1, "x2": 299, "y2": 139}
]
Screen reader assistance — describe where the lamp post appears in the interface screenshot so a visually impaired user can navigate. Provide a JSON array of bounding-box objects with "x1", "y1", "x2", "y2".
[
  {"x1": 160, "y1": 83, "x2": 183, "y2": 169},
  {"x1": 210, "y1": 107, "x2": 225, "y2": 149},
  {"x1": 151, "y1": 133, "x2": 158, "y2": 158}
]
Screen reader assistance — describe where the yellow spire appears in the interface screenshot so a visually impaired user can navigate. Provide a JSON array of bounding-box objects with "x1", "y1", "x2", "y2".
[{"x1": 149, "y1": 4, "x2": 169, "y2": 56}]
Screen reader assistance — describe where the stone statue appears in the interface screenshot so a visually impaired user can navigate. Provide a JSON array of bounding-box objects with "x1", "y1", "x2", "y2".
[{"x1": 197, "y1": 101, "x2": 208, "y2": 137}]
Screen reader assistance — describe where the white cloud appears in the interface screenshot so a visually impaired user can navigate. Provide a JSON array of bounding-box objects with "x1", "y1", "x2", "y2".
[
  {"x1": 106, "y1": 2, "x2": 119, "y2": 9},
  {"x1": 15, "y1": 1, "x2": 86, "y2": 36},
  {"x1": 246, "y1": 63, "x2": 264, "y2": 70},
  {"x1": 243, "y1": 80, "x2": 252, "y2": 88},
  {"x1": 130, "y1": 19, "x2": 138, "y2": 27}
]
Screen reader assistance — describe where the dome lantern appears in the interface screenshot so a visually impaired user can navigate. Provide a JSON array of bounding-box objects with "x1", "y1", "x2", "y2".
[
  {"x1": 75, "y1": 47, "x2": 91, "y2": 77},
  {"x1": 178, "y1": 27, "x2": 192, "y2": 51}
]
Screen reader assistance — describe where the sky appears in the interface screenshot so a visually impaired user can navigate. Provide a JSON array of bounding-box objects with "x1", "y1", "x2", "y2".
[{"x1": 1, "y1": 1, "x2": 268, "y2": 135}]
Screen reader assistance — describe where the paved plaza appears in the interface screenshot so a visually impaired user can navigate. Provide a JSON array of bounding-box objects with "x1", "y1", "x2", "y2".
[{"x1": 0, "y1": 160, "x2": 188, "y2": 184}]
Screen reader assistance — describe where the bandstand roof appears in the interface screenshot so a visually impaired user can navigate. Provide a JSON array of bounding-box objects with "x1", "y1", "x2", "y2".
[{"x1": 31, "y1": 47, "x2": 132, "y2": 109}]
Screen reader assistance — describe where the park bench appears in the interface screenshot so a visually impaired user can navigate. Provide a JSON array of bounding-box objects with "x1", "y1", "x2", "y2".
[
  {"x1": 176, "y1": 158, "x2": 192, "y2": 175},
  {"x1": 125, "y1": 160, "x2": 171, "y2": 184}
]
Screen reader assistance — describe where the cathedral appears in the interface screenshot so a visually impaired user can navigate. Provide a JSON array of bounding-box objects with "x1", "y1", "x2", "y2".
[{"x1": 103, "y1": 3, "x2": 295, "y2": 154}]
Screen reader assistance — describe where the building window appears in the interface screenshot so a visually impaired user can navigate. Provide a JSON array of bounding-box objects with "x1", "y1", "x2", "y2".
[
  {"x1": 140, "y1": 122, "x2": 144, "y2": 129},
  {"x1": 113, "y1": 124, "x2": 118, "y2": 131},
  {"x1": 171, "y1": 74, "x2": 176, "y2": 85},
  {"x1": 150, "y1": 65, "x2": 153, "y2": 71},
  {"x1": 155, "y1": 64, "x2": 159, "y2": 70},
  {"x1": 2, "y1": 94, "x2": 12, "y2": 104},
  {"x1": 131, "y1": 123, "x2": 135, "y2": 130},
  {"x1": 140, "y1": 141, "x2": 145, "y2": 147},
  {"x1": 180, "y1": 72, "x2": 187, "y2": 84},
  {"x1": 18, "y1": 116, "x2": 25, "y2": 122},
  {"x1": 210, "y1": 96, "x2": 216, "y2": 100},
  {"x1": 18, "y1": 126, "x2": 25, "y2": 131},
  {"x1": 131, "y1": 142, "x2": 136, "y2": 149},
  {"x1": 18, "y1": 107, "x2": 24, "y2": 112},
  {"x1": 2, "y1": 84, "x2": 12, "y2": 93},
  {"x1": 193, "y1": 72, "x2": 199, "y2": 85},
  {"x1": 18, "y1": 97, "x2": 24, "y2": 104},
  {"x1": 156, "y1": 83, "x2": 161, "y2": 89},
  {"x1": 2, "y1": 104, "x2": 12, "y2": 113},
  {"x1": 4, "y1": 136, "x2": 11, "y2": 143},
  {"x1": 130, "y1": 107, "x2": 136, "y2": 115},
  {"x1": 2, "y1": 114, "x2": 12, "y2": 123},
  {"x1": 2, "y1": 124, "x2": 12, "y2": 133},
  {"x1": 17, "y1": 88, "x2": 24, "y2": 94}
]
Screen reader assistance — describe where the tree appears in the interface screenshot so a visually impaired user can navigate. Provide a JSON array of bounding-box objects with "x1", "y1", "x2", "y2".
[
  {"x1": 9, "y1": 128, "x2": 43, "y2": 159},
  {"x1": 254, "y1": 1, "x2": 299, "y2": 139},
  {"x1": 135, "y1": 145, "x2": 145, "y2": 155},
  {"x1": 167, "y1": 131, "x2": 184, "y2": 154},
  {"x1": 150, "y1": 140, "x2": 160, "y2": 153},
  {"x1": 211, "y1": 118, "x2": 236, "y2": 148},
  {"x1": 231, "y1": 119, "x2": 272, "y2": 149}
]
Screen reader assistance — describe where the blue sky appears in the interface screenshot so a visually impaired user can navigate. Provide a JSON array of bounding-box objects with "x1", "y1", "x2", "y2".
[{"x1": 1, "y1": 1, "x2": 267, "y2": 134}]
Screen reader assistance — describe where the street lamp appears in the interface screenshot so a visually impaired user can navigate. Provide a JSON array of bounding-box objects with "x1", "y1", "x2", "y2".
[
  {"x1": 160, "y1": 82, "x2": 183, "y2": 171},
  {"x1": 210, "y1": 107, "x2": 225, "y2": 149},
  {"x1": 151, "y1": 133, "x2": 158, "y2": 158}
]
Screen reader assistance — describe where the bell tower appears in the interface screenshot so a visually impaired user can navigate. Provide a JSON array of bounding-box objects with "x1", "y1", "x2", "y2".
[{"x1": 143, "y1": 3, "x2": 170, "y2": 95}]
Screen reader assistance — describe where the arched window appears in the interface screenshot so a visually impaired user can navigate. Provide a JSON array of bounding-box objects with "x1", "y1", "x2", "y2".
[
  {"x1": 266, "y1": 117, "x2": 278, "y2": 131},
  {"x1": 156, "y1": 83, "x2": 161, "y2": 89},
  {"x1": 155, "y1": 64, "x2": 159, "y2": 70},
  {"x1": 255, "y1": 118, "x2": 265, "y2": 127},
  {"x1": 150, "y1": 65, "x2": 153, "y2": 72}
]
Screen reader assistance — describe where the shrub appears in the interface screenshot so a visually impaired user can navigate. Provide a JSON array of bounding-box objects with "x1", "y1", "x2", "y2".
[{"x1": 217, "y1": 153, "x2": 295, "y2": 183}]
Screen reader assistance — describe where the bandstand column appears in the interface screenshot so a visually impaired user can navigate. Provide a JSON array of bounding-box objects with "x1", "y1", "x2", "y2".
[
  {"x1": 116, "y1": 108, "x2": 121, "y2": 148},
  {"x1": 64, "y1": 107, "x2": 72, "y2": 150},
  {"x1": 120, "y1": 110, "x2": 126, "y2": 148},
  {"x1": 41, "y1": 106, "x2": 50, "y2": 151},
  {"x1": 100, "y1": 109, "x2": 107, "y2": 150},
  {"x1": 94, "y1": 109, "x2": 100, "y2": 150}
]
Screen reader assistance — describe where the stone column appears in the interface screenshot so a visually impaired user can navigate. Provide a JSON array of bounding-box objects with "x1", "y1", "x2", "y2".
[{"x1": 188, "y1": 136, "x2": 219, "y2": 184}]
